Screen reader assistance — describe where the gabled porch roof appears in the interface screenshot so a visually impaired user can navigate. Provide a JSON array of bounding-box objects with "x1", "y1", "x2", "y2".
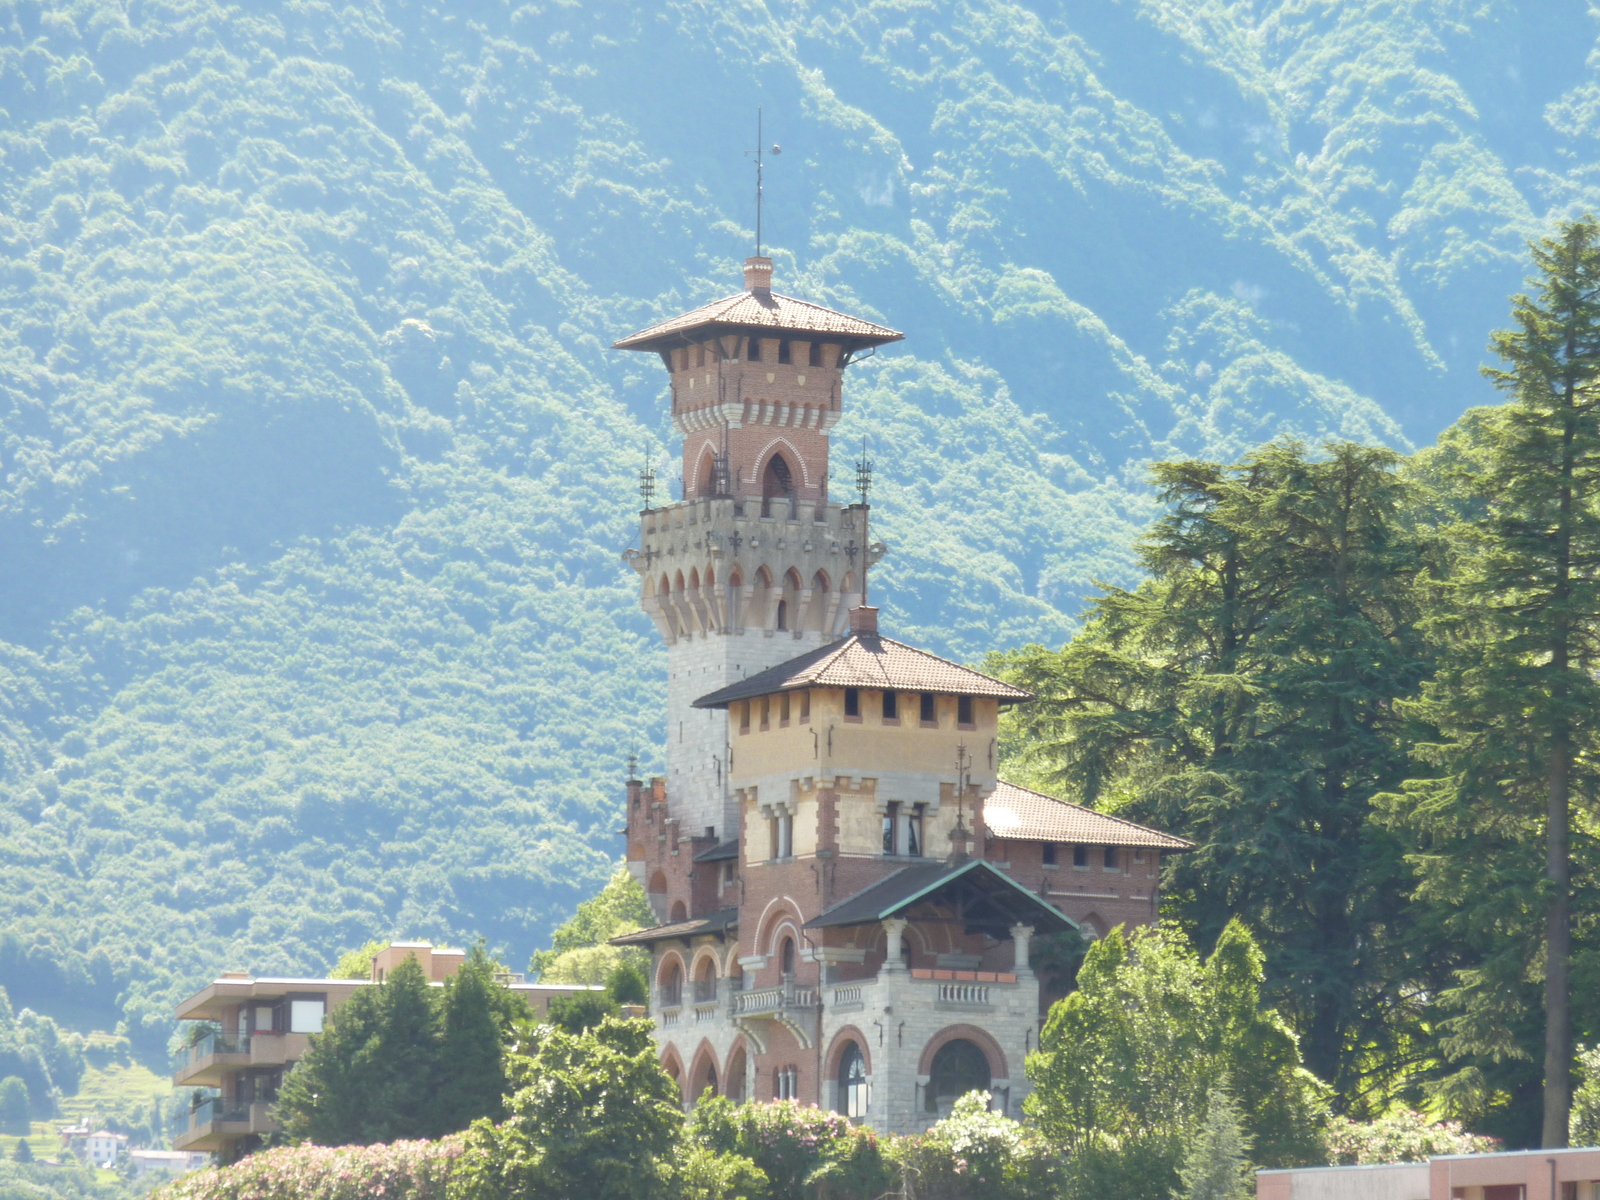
[{"x1": 803, "y1": 858, "x2": 1077, "y2": 939}]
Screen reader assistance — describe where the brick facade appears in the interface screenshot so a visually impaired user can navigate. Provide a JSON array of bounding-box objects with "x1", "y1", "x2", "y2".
[{"x1": 614, "y1": 258, "x2": 1187, "y2": 1134}]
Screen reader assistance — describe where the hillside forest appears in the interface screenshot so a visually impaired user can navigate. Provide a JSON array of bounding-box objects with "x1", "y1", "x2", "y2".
[{"x1": 6, "y1": 0, "x2": 1600, "y2": 1169}]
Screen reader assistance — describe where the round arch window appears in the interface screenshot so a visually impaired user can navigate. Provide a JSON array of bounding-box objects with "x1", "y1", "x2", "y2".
[
  {"x1": 926, "y1": 1038, "x2": 991, "y2": 1112},
  {"x1": 837, "y1": 1042, "x2": 868, "y2": 1118}
]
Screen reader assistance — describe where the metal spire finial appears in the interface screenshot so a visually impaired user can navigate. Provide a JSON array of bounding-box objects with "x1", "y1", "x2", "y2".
[
  {"x1": 639, "y1": 443, "x2": 657, "y2": 511},
  {"x1": 745, "y1": 107, "x2": 781, "y2": 257}
]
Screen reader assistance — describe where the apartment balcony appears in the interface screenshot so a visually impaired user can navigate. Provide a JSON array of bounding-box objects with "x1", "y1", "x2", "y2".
[
  {"x1": 172, "y1": 1032, "x2": 252, "y2": 1087},
  {"x1": 172, "y1": 1099, "x2": 276, "y2": 1152}
]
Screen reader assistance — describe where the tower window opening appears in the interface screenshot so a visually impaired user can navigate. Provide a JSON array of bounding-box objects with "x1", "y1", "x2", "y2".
[
  {"x1": 740, "y1": 702, "x2": 751, "y2": 733},
  {"x1": 809, "y1": 342, "x2": 823, "y2": 368},
  {"x1": 920, "y1": 692, "x2": 936, "y2": 724},
  {"x1": 778, "y1": 340, "x2": 792, "y2": 364},
  {"x1": 762, "y1": 453, "x2": 794, "y2": 518},
  {"x1": 1042, "y1": 842, "x2": 1057, "y2": 866},
  {"x1": 908, "y1": 803, "x2": 924, "y2": 857},
  {"x1": 781, "y1": 936, "x2": 796, "y2": 975},
  {"x1": 882, "y1": 691, "x2": 898, "y2": 721},
  {"x1": 760, "y1": 697, "x2": 771, "y2": 729},
  {"x1": 747, "y1": 338, "x2": 762, "y2": 363},
  {"x1": 780, "y1": 812, "x2": 793, "y2": 857},
  {"x1": 958, "y1": 695, "x2": 975, "y2": 727},
  {"x1": 780, "y1": 694, "x2": 791, "y2": 724},
  {"x1": 776, "y1": 599, "x2": 788, "y2": 630},
  {"x1": 1073, "y1": 844, "x2": 1088, "y2": 868},
  {"x1": 882, "y1": 802, "x2": 899, "y2": 855},
  {"x1": 844, "y1": 688, "x2": 860, "y2": 719},
  {"x1": 800, "y1": 691, "x2": 811, "y2": 721},
  {"x1": 694, "y1": 344, "x2": 705, "y2": 368},
  {"x1": 1105, "y1": 845, "x2": 1120, "y2": 870}
]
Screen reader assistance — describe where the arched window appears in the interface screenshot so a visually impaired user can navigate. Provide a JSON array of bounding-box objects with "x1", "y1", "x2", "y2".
[
  {"x1": 776, "y1": 599, "x2": 788, "y2": 630},
  {"x1": 781, "y1": 936, "x2": 796, "y2": 976},
  {"x1": 838, "y1": 1042, "x2": 868, "y2": 1118},
  {"x1": 670, "y1": 899, "x2": 687, "y2": 923},
  {"x1": 661, "y1": 962, "x2": 683, "y2": 1008},
  {"x1": 926, "y1": 1039, "x2": 991, "y2": 1112},
  {"x1": 762, "y1": 454, "x2": 793, "y2": 517},
  {"x1": 694, "y1": 959, "x2": 718, "y2": 1004},
  {"x1": 727, "y1": 1046, "x2": 747, "y2": 1102}
]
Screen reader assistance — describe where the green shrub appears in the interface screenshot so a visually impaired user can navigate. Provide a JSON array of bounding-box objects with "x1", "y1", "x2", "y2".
[
  {"x1": 688, "y1": 1097, "x2": 887, "y2": 1200},
  {"x1": 886, "y1": 1092, "x2": 1057, "y2": 1200},
  {"x1": 1322, "y1": 1108, "x2": 1500, "y2": 1164}
]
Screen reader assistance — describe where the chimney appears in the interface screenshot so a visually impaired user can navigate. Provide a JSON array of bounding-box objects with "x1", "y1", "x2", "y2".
[
  {"x1": 743, "y1": 256, "x2": 773, "y2": 296},
  {"x1": 848, "y1": 606, "x2": 879, "y2": 635}
]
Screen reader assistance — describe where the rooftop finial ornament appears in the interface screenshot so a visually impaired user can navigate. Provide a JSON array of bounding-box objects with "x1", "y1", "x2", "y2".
[
  {"x1": 745, "y1": 106, "x2": 781, "y2": 258},
  {"x1": 639, "y1": 446, "x2": 657, "y2": 511},
  {"x1": 856, "y1": 436, "x2": 874, "y2": 604}
]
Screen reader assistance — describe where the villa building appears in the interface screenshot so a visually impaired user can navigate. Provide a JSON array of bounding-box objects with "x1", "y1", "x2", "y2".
[
  {"x1": 610, "y1": 257, "x2": 1192, "y2": 1133},
  {"x1": 171, "y1": 941, "x2": 598, "y2": 1163}
]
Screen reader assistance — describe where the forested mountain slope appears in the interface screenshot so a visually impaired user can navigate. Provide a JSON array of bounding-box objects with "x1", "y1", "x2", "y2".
[{"x1": 1, "y1": 0, "x2": 1596, "y2": 1048}]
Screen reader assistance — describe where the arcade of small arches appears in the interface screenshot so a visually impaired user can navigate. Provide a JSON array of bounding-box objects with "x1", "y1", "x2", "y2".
[
  {"x1": 644, "y1": 561, "x2": 855, "y2": 640},
  {"x1": 658, "y1": 1025, "x2": 1005, "y2": 1118}
]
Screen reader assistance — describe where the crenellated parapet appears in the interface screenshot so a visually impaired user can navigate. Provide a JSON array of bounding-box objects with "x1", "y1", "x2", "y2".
[{"x1": 623, "y1": 497, "x2": 886, "y2": 646}]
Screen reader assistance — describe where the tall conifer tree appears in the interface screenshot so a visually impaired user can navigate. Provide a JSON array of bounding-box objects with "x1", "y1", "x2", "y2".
[
  {"x1": 1381, "y1": 218, "x2": 1600, "y2": 1146},
  {"x1": 1002, "y1": 441, "x2": 1429, "y2": 1106}
]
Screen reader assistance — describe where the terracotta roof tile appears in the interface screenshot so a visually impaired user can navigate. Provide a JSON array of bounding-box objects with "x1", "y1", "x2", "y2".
[
  {"x1": 984, "y1": 781, "x2": 1193, "y2": 850},
  {"x1": 613, "y1": 291, "x2": 903, "y2": 352},
  {"x1": 691, "y1": 632, "x2": 1032, "y2": 709}
]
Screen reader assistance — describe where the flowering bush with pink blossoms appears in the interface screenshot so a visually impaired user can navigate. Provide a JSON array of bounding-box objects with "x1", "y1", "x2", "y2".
[
  {"x1": 1322, "y1": 1110, "x2": 1499, "y2": 1165},
  {"x1": 154, "y1": 1136, "x2": 464, "y2": 1200}
]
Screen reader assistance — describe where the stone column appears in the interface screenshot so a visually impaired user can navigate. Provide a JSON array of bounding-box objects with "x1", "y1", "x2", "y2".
[
  {"x1": 882, "y1": 918, "x2": 908, "y2": 972},
  {"x1": 1009, "y1": 923, "x2": 1035, "y2": 975}
]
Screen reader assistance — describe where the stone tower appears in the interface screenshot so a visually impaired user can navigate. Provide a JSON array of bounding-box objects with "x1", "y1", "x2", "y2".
[{"x1": 615, "y1": 258, "x2": 904, "y2": 846}]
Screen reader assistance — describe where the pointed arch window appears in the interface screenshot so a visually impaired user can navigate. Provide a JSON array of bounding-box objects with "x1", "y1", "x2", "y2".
[{"x1": 762, "y1": 453, "x2": 794, "y2": 518}]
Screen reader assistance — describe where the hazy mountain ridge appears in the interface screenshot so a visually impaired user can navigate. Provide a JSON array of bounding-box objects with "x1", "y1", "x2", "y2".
[{"x1": 1, "y1": 0, "x2": 1594, "y2": 1044}]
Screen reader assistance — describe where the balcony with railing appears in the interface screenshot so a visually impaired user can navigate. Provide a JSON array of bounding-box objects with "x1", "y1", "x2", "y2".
[
  {"x1": 730, "y1": 984, "x2": 819, "y2": 1018},
  {"x1": 909, "y1": 968, "x2": 1018, "y2": 1011},
  {"x1": 172, "y1": 1032, "x2": 252, "y2": 1087},
  {"x1": 173, "y1": 1097, "x2": 274, "y2": 1152}
]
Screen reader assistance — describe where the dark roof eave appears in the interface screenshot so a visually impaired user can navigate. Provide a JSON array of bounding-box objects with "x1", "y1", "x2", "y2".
[
  {"x1": 608, "y1": 908, "x2": 739, "y2": 946},
  {"x1": 612, "y1": 324, "x2": 905, "y2": 354},
  {"x1": 692, "y1": 683, "x2": 1032, "y2": 710}
]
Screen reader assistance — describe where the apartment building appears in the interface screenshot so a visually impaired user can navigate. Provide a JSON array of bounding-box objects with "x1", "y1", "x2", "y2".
[{"x1": 172, "y1": 941, "x2": 598, "y2": 1162}]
